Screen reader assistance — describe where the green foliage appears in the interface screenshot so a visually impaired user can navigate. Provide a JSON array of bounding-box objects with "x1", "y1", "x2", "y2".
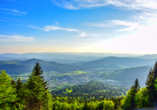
[
  {"x1": 134, "y1": 78, "x2": 140, "y2": 93},
  {"x1": 135, "y1": 87, "x2": 150, "y2": 108},
  {"x1": 154, "y1": 78, "x2": 157, "y2": 90},
  {"x1": 2, "y1": 61, "x2": 157, "y2": 110},
  {"x1": 0, "y1": 70, "x2": 23, "y2": 109},
  {"x1": 122, "y1": 88, "x2": 134, "y2": 110},
  {"x1": 103, "y1": 99, "x2": 114, "y2": 110},
  {"x1": 51, "y1": 80, "x2": 128, "y2": 100},
  {"x1": 25, "y1": 62, "x2": 48, "y2": 109},
  {"x1": 146, "y1": 68, "x2": 156, "y2": 106}
]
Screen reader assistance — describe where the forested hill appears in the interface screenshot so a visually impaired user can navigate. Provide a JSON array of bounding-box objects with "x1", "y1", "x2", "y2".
[
  {"x1": 51, "y1": 80, "x2": 129, "y2": 99},
  {"x1": 101, "y1": 66, "x2": 151, "y2": 86},
  {"x1": 0, "y1": 58, "x2": 77, "y2": 74}
]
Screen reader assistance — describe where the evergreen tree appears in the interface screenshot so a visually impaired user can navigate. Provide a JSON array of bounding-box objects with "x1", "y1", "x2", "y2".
[
  {"x1": 153, "y1": 62, "x2": 157, "y2": 79},
  {"x1": 15, "y1": 78, "x2": 26, "y2": 109},
  {"x1": 134, "y1": 78, "x2": 140, "y2": 93},
  {"x1": 146, "y1": 65, "x2": 157, "y2": 107},
  {"x1": 146, "y1": 68, "x2": 153, "y2": 86},
  {"x1": 130, "y1": 86, "x2": 136, "y2": 109},
  {"x1": 53, "y1": 104, "x2": 55, "y2": 110},
  {"x1": 11, "y1": 79, "x2": 16, "y2": 85},
  {"x1": 123, "y1": 78, "x2": 140, "y2": 110},
  {"x1": 32, "y1": 62, "x2": 48, "y2": 90},
  {"x1": 16, "y1": 78, "x2": 23, "y2": 92},
  {"x1": 114, "y1": 101, "x2": 118, "y2": 109},
  {"x1": 152, "y1": 61, "x2": 157, "y2": 106},
  {"x1": 83, "y1": 102, "x2": 90, "y2": 110},
  {"x1": 0, "y1": 70, "x2": 21, "y2": 109},
  {"x1": 26, "y1": 62, "x2": 48, "y2": 110}
]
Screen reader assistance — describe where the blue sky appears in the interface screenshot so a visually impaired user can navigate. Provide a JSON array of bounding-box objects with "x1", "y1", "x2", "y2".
[{"x1": 1, "y1": 0, "x2": 157, "y2": 54}]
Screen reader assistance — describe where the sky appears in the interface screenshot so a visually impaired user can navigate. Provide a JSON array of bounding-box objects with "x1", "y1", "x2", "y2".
[{"x1": 1, "y1": 0, "x2": 157, "y2": 54}]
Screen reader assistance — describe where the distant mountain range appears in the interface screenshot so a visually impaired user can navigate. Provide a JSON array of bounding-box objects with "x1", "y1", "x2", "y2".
[
  {"x1": 0, "y1": 58, "x2": 77, "y2": 74},
  {"x1": 0, "y1": 53, "x2": 103, "y2": 64},
  {"x1": 138, "y1": 54, "x2": 157, "y2": 59},
  {"x1": 0, "y1": 56, "x2": 156, "y2": 74},
  {"x1": 76, "y1": 56, "x2": 156, "y2": 70},
  {"x1": 0, "y1": 52, "x2": 157, "y2": 63}
]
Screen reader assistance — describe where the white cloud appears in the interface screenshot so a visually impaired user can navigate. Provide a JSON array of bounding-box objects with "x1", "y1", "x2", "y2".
[
  {"x1": 30, "y1": 24, "x2": 95, "y2": 37},
  {"x1": 1, "y1": 8, "x2": 27, "y2": 15},
  {"x1": 75, "y1": 32, "x2": 104, "y2": 37},
  {"x1": 84, "y1": 20, "x2": 141, "y2": 32},
  {"x1": 54, "y1": 21, "x2": 59, "y2": 26},
  {"x1": 52, "y1": 0, "x2": 79, "y2": 9},
  {"x1": 52, "y1": 0, "x2": 157, "y2": 11},
  {"x1": 75, "y1": 32, "x2": 88, "y2": 37},
  {"x1": 44, "y1": 26, "x2": 79, "y2": 32},
  {"x1": 89, "y1": 20, "x2": 157, "y2": 54},
  {"x1": 30, "y1": 24, "x2": 107, "y2": 38},
  {"x1": 29, "y1": 25, "x2": 41, "y2": 29},
  {"x1": 0, "y1": 35, "x2": 34, "y2": 42},
  {"x1": 30, "y1": 25, "x2": 79, "y2": 32}
]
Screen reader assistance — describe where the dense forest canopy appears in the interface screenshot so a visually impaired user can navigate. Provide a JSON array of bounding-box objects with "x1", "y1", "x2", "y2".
[{"x1": 1, "y1": 61, "x2": 157, "y2": 110}]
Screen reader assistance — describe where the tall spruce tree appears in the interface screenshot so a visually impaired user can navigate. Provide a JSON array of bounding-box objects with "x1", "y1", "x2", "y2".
[
  {"x1": 153, "y1": 62, "x2": 157, "y2": 79},
  {"x1": 123, "y1": 86, "x2": 136, "y2": 110},
  {"x1": 152, "y1": 61, "x2": 157, "y2": 106},
  {"x1": 145, "y1": 62, "x2": 157, "y2": 107},
  {"x1": 146, "y1": 68, "x2": 153, "y2": 86},
  {"x1": 133, "y1": 78, "x2": 140, "y2": 108},
  {"x1": 26, "y1": 62, "x2": 48, "y2": 110},
  {"x1": 130, "y1": 86, "x2": 136, "y2": 109},
  {"x1": 16, "y1": 78, "x2": 25, "y2": 107},
  {"x1": 123, "y1": 79, "x2": 140, "y2": 110},
  {"x1": 32, "y1": 62, "x2": 48, "y2": 90},
  {"x1": 134, "y1": 78, "x2": 140, "y2": 93}
]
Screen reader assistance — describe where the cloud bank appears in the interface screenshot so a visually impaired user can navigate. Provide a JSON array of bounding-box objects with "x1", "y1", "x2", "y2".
[
  {"x1": 1, "y1": 8, "x2": 27, "y2": 15},
  {"x1": 52, "y1": 0, "x2": 157, "y2": 12},
  {"x1": 29, "y1": 25, "x2": 91, "y2": 37},
  {"x1": 0, "y1": 35, "x2": 34, "y2": 42}
]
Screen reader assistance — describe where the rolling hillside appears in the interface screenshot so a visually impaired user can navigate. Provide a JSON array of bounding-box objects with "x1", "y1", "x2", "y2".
[
  {"x1": 77, "y1": 56, "x2": 155, "y2": 70},
  {"x1": 0, "y1": 56, "x2": 155, "y2": 75},
  {"x1": 0, "y1": 58, "x2": 77, "y2": 74},
  {"x1": 101, "y1": 66, "x2": 151, "y2": 86}
]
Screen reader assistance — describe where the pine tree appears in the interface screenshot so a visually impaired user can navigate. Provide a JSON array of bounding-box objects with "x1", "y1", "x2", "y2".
[
  {"x1": 146, "y1": 63, "x2": 157, "y2": 107},
  {"x1": 114, "y1": 101, "x2": 118, "y2": 109},
  {"x1": 32, "y1": 62, "x2": 48, "y2": 90},
  {"x1": 130, "y1": 86, "x2": 136, "y2": 110},
  {"x1": 146, "y1": 68, "x2": 153, "y2": 86},
  {"x1": 83, "y1": 102, "x2": 90, "y2": 110},
  {"x1": 152, "y1": 61, "x2": 157, "y2": 105},
  {"x1": 16, "y1": 78, "x2": 23, "y2": 92},
  {"x1": 134, "y1": 78, "x2": 140, "y2": 93},
  {"x1": 16, "y1": 78, "x2": 26, "y2": 108},
  {"x1": 146, "y1": 74, "x2": 154, "y2": 106},
  {"x1": 123, "y1": 79, "x2": 140, "y2": 110},
  {"x1": 131, "y1": 79, "x2": 140, "y2": 109},
  {"x1": 11, "y1": 79, "x2": 16, "y2": 85},
  {"x1": 53, "y1": 104, "x2": 55, "y2": 110},
  {"x1": 153, "y1": 62, "x2": 157, "y2": 79},
  {"x1": 26, "y1": 62, "x2": 48, "y2": 110}
]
